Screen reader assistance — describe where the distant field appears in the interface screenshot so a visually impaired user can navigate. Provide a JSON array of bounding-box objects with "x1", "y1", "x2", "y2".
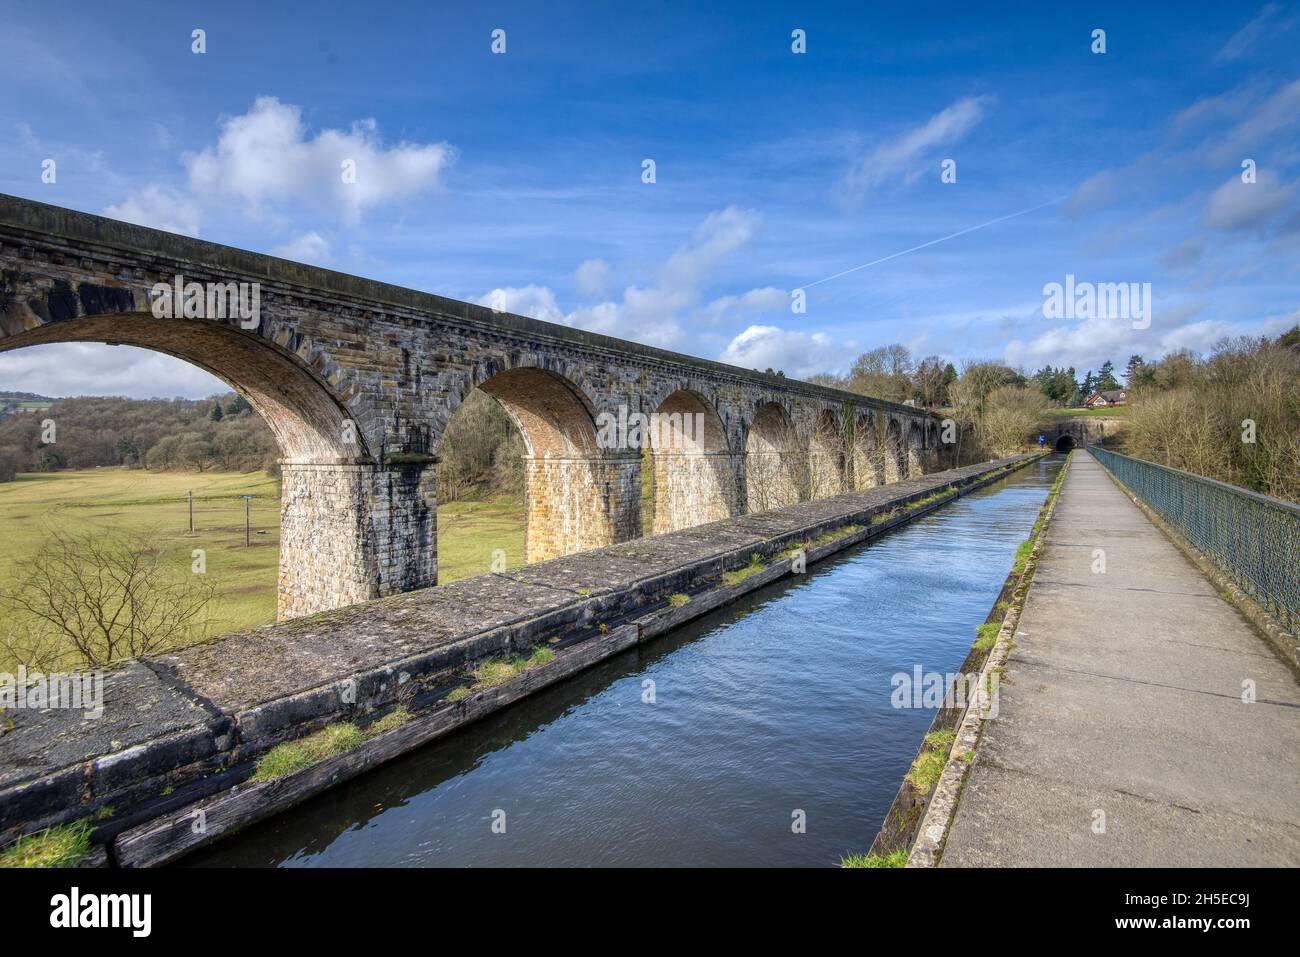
[
  {"x1": 0, "y1": 469, "x2": 525, "y2": 670},
  {"x1": 1042, "y1": 406, "x2": 1129, "y2": 418},
  {"x1": 0, "y1": 469, "x2": 284, "y2": 659},
  {"x1": 435, "y1": 494, "x2": 526, "y2": 583}
]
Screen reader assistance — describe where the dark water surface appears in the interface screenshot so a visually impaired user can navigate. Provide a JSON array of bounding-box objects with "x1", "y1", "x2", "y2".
[{"x1": 192, "y1": 456, "x2": 1063, "y2": 868}]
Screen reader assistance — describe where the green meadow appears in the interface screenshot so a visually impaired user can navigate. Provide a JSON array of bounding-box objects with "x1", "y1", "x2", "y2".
[{"x1": 0, "y1": 469, "x2": 525, "y2": 671}]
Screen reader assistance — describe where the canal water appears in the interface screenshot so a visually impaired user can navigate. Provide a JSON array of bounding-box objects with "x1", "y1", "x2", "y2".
[{"x1": 192, "y1": 455, "x2": 1064, "y2": 868}]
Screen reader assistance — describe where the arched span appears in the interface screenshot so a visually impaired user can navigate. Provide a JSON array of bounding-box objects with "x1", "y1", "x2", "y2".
[
  {"x1": 745, "y1": 402, "x2": 804, "y2": 512},
  {"x1": 452, "y1": 366, "x2": 639, "y2": 563},
  {"x1": 882, "y1": 417, "x2": 905, "y2": 484},
  {"x1": 807, "y1": 408, "x2": 846, "y2": 499},
  {"x1": 1055, "y1": 433, "x2": 1076, "y2": 452},
  {"x1": 472, "y1": 366, "x2": 601, "y2": 458},
  {"x1": 0, "y1": 311, "x2": 420, "y2": 621},
  {"x1": 647, "y1": 389, "x2": 737, "y2": 534},
  {"x1": 851, "y1": 411, "x2": 883, "y2": 490},
  {"x1": 0, "y1": 312, "x2": 367, "y2": 464}
]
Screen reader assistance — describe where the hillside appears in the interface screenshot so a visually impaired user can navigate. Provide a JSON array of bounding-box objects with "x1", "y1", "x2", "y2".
[{"x1": 0, "y1": 392, "x2": 276, "y2": 481}]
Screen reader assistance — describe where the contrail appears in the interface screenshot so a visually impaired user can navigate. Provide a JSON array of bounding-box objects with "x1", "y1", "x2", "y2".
[{"x1": 802, "y1": 197, "x2": 1063, "y2": 289}]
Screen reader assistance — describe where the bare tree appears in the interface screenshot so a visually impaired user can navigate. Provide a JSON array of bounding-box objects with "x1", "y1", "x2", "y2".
[
  {"x1": 807, "y1": 413, "x2": 847, "y2": 499},
  {"x1": 978, "y1": 385, "x2": 1047, "y2": 456},
  {"x1": 0, "y1": 529, "x2": 216, "y2": 669},
  {"x1": 437, "y1": 389, "x2": 525, "y2": 502},
  {"x1": 746, "y1": 416, "x2": 806, "y2": 512}
]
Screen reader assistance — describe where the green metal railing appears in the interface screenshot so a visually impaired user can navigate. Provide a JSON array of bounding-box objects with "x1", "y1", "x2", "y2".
[{"x1": 1089, "y1": 447, "x2": 1300, "y2": 635}]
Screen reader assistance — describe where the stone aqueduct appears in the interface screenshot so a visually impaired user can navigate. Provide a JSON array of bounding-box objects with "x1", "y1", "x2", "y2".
[{"x1": 0, "y1": 195, "x2": 952, "y2": 619}]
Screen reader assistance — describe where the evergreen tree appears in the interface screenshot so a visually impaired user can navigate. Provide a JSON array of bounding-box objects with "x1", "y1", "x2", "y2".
[
  {"x1": 1096, "y1": 360, "x2": 1120, "y2": 391},
  {"x1": 209, "y1": 402, "x2": 223, "y2": 422},
  {"x1": 1077, "y1": 370, "x2": 1096, "y2": 404}
]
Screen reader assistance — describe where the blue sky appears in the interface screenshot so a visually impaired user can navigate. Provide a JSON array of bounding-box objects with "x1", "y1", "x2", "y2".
[{"x1": 1, "y1": 0, "x2": 1297, "y2": 398}]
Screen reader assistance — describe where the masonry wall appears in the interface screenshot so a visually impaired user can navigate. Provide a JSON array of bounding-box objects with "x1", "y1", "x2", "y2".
[
  {"x1": 278, "y1": 462, "x2": 436, "y2": 617},
  {"x1": 652, "y1": 451, "x2": 743, "y2": 534},
  {"x1": 524, "y1": 455, "x2": 642, "y2": 562},
  {"x1": 0, "y1": 195, "x2": 957, "y2": 619}
]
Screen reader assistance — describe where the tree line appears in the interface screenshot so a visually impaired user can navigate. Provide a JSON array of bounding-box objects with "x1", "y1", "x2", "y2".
[
  {"x1": 1121, "y1": 330, "x2": 1300, "y2": 503},
  {"x1": 0, "y1": 393, "x2": 276, "y2": 482},
  {"x1": 4, "y1": 325, "x2": 1295, "y2": 502}
]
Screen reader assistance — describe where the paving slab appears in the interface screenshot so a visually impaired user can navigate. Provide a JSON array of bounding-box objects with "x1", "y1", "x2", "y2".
[{"x1": 941, "y1": 452, "x2": 1300, "y2": 867}]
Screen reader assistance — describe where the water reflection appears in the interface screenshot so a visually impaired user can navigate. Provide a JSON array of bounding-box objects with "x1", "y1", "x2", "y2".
[{"x1": 191, "y1": 456, "x2": 1063, "y2": 868}]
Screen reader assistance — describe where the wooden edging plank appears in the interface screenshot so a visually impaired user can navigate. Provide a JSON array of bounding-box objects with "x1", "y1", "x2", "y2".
[{"x1": 113, "y1": 454, "x2": 1043, "y2": 867}]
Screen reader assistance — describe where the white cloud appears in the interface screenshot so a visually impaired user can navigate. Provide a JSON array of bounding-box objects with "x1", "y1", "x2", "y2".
[
  {"x1": 0, "y1": 343, "x2": 225, "y2": 399},
  {"x1": 662, "y1": 206, "x2": 761, "y2": 286},
  {"x1": 271, "y1": 232, "x2": 332, "y2": 265},
  {"x1": 1203, "y1": 169, "x2": 1296, "y2": 231},
  {"x1": 1208, "y1": 79, "x2": 1300, "y2": 166},
  {"x1": 719, "y1": 325, "x2": 842, "y2": 377},
  {"x1": 1001, "y1": 303, "x2": 1236, "y2": 372},
  {"x1": 843, "y1": 96, "x2": 993, "y2": 198},
  {"x1": 186, "y1": 97, "x2": 455, "y2": 224},
  {"x1": 479, "y1": 285, "x2": 565, "y2": 324},
  {"x1": 477, "y1": 206, "x2": 768, "y2": 350},
  {"x1": 694, "y1": 287, "x2": 788, "y2": 326},
  {"x1": 103, "y1": 185, "x2": 201, "y2": 236},
  {"x1": 574, "y1": 258, "x2": 611, "y2": 298},
  {"x1": 1216, "y1": 4, "x2": 1291, "y2": 61}
]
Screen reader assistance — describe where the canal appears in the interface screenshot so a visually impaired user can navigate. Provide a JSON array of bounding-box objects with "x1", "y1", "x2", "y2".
[{"x1": 191, "y1": 454, "x2": 1064, "y2": 867}]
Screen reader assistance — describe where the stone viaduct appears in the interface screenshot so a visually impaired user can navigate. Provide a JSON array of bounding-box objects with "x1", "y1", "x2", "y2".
[{"x1": 0, "y1": 194, "x2": 951, "y2": 619}]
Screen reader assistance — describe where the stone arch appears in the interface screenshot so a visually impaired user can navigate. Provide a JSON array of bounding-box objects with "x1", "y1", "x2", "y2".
[
  {"x1": 0, "y1": 309, "x2": 417, "y2": 620},
  {"x1": 472, "y1": 366, "x2": 601, "y2": 457},
  {"x1": 453, "y1": 366, "x2": 639, "y2": 563},
  {"x1": 807, "y1": 408, "x2": 846, "y2": 499},
  {"x1": 905, "y1": 420, "x2": 926, "y2": 477},
  {"x1": 851, "y1": 411, "x2": 883, "y2": 490},
  {"x1": 882, "y1": 416, "x2": 905, "y2": 484},
  {"x1": 0, "y1": 311, "x2": 367, "y2": 464},
  {"x1": 647, "y1": 389, "x2": 738, "y2": 535},
  {"x1": 745, "y1": 402, "x2": 804, "y2": 512},
  {"x1": 922, "y1": 419, "x2": 942, "y2": 471}
]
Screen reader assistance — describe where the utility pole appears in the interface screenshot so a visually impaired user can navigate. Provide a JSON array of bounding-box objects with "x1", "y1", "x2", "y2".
[{"x1": 241, "y1": 494, "x2": 254, "y2": 547}]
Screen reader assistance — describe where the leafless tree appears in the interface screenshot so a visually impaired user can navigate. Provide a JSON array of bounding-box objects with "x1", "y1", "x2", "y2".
[
  {"x1": 746, "y1": 416, "x2": 806, "y2": 512},
  {"x1": 978, "y1": 385, "x2": 1047, "y2": 457},
  {"x1": 0, "y1": 529, "x2": 216, "y2": 669}
]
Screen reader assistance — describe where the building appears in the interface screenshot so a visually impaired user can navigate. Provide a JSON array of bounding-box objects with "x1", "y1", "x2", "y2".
[{"x1": 1084, "y1": 389, "x2": 1128, "y2": 408}]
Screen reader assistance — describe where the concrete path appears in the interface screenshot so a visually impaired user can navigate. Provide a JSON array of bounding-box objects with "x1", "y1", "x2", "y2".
[{"x1": 941, "y1": 452, "x2": 1300, "y2": 866}]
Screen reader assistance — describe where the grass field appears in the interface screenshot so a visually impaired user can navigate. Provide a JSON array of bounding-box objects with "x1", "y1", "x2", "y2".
[
  {"x1": 0, "y1": 469, "x2": 283, "y2": 647},
  {"x1": 0, "y1": 469, "x2": 525, "y2": 670},
  {"x1": 435, "y1": 494, "x2": 525, "y2": 583}
]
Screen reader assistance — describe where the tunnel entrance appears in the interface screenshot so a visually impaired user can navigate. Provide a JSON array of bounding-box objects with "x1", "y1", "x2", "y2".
[{"x1": 1054, "y1": 434, "x2": 1076, "y2": 452}]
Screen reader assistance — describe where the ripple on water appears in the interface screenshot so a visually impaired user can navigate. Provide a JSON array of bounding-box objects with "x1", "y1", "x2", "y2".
[{"x1": 190, "y1": 457, "x2": 1063, "y2": 868}]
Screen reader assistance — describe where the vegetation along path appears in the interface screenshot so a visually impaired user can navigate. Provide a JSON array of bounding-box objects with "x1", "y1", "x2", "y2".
[{"x1": 940, "y1": 453, "x2": 1300, "y2": 866}]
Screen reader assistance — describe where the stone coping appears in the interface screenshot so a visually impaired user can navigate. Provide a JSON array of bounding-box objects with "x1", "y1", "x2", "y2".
[
  {"x1": 0, "y1": 192, "x2": 929, "y2": 418},
  {"x1": 0, "y1": 455, "x2": 1036, "y2": 846}
]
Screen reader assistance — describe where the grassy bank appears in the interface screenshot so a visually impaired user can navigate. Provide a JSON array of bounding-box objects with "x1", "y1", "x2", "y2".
[{"x1": 0, "y1": 469, "x2": 526, "y2": 671}]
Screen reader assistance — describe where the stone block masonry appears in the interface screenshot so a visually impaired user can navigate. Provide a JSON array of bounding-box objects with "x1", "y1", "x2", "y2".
[
  {"x1": 0, "y1": 455, "x2": 1037, "y2": 861},
  {"x1": 0, "y1": 193, "x2": 954, "y2": 618}
]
